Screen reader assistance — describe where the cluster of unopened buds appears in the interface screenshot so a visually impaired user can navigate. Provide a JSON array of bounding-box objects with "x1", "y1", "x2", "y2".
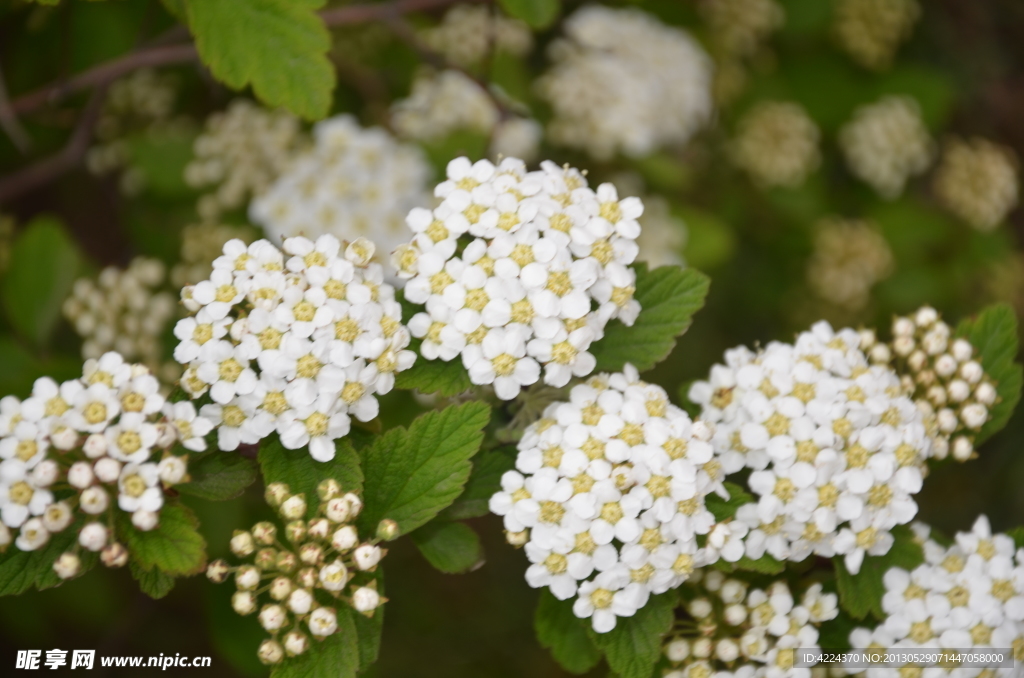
[
  {"x1": 0, "y1": 352, "x2": 207, "y2": 579},
  {"x1": 206, "y1": 479, "x2": 393, "y2": 665},
  {"x1": 660, "y1": 571, "x2": 838, "y2": 678},
  {"x1": 862, "y1": 306, "x2": 997, "y2": 461}
]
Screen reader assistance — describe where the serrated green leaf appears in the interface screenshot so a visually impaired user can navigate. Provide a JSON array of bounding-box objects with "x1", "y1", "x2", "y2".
[
  {"x1": 130, "y1": 560, "x2": 176, "y2": 599},
  {"x1": 258, "y1": 437, "x2": 363, "y2": 519},
  {"x1": 704, "y1": 482, "x2": 753, "y2": 522},
  {"x1": 2, "y1": 216, "x2": 82, "y2": 347},
  {"x1": 184, "y1": 0, "x2": 335, "y2": 120},
  {"x1": 591, "y1": 265, "x2": 710, "y2": 372},
  {"x1": 412, "y1": 521, "x2": 484, "y2": 574},
  {"x1": 734, "y1": 554, "x2": 785, "y2": 574},
  {"x1": 272, "y1": 605, "x2": 359, "y2": 678},
  {"x1": 535, "y1": 590, "x2": 602, "y2": 675},
  {"x1": 589, "y1": 591, "x2": 677, "y2": 678},
  {"x1": 0, "y1": 520, "x2": 93, "y2": 596},
  {"x1": 440, "y1": 447, "x2": 517, "y2": 520},
  {"x1": 394, "y1": 354, "x2": 473, "y2": 396},
  {"x1": 357, "y1": 402, "x2": 490, "y2": 535},
  {"x1": 955, "y1": 304, "x2": 1022, "y2": 444},
  {"x1": 178, "y1": 452, "x2": 257, "y2": 501},
  {"x1": 498, "y1": 0, "x2": 560, "y2": 28},
  {"x1": 117, "y1": 503, "x2": 207, "y2": 576},
  {"x1": 834, "y1": 525, "x2": 923, "y2": 620}
]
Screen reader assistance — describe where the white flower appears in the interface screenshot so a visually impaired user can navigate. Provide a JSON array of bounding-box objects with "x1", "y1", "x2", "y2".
[
  {"x1": 117, "y1": 463, "x2": 164, "y2": 513},
  {"x1": 163, "y1": 401, "x2": 214, "y2": 452},
  {"x1": 464, "y1": 328, "x2": 540, "y2": 400},
  {"x1": 78, "y1": 522, "x2": 108, "y2": 551},
  {"x1": 15, "y1": 517, "x2": 49, "y2": 551},
  {"x1": 354, "y1": 544, "x2": 383, "y2": 571},
  {"x1": 157, "y1": 456, "x2": 188, "y2": 485},
  {"x1": 308, "y1": 607, "x2": 338, "y2": 637}
]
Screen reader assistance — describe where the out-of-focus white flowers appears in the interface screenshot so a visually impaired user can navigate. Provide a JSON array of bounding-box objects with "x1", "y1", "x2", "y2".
[
  {"x1": 397, "y1": 157, "x2": 643, "y2": 399},
  {"x1": 250, "y1": 115, "x2": 432, "y2": 262},
  {"x1": 933, "y1": 137, "x2": 1020, "y2": 232},
  {"x1": 537, "y1": 6, "x2": 713, "y2": 159},
  {"x1": 839, "y1": 96, "x2": 934, "y2": 199},
  {"x1": 422, "y1": 4, "x2": 532, "y2": 68},
  {"x1": 806, "y1": 218, "x2": 894, "y2": 311},
  {"x1": 730, "y1": 101, "x2": 821, "y2": 189},
  {"x1": 833, "y1": 0, "x2": 921, "y2": 71},
  {"x1": 172, "y1": 223, "x2": 257, "y2": 289},
  {"x1": 491, "y1": 366, "x2": 724, "y2": 632}
]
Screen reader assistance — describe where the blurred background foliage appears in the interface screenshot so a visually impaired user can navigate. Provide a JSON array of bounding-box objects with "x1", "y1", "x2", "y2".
[{"x1": 0, "y1": 0, "x2": 1023, "y2": 675}]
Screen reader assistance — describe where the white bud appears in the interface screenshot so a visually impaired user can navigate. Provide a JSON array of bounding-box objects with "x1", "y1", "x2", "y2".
[
  {"x1": 934, "y1": 354, "x2": 958, "y2": 377},
  {"x1": 352, "y1": 586, "x2": 382, "y2": 613},
  {"x1": 665, "y1": 638, "x2": 690, "y2": 662},
  {"x1": 283, "y1": 630, "x2": 308, "y2": 657},
  {"x1": 931, "y1": 435, "x2": 949, "y2": 460},
  {"x1": 703, "y1": 570, "x2": 724, "y2": 591},
  {"x1": 952, "y1": 436, "x2": 974, "y2": 461},
  {"x1": 689, "y1": 597, "x2": 713, "y2": 619},
  {"x1": 716, "y1": 638, "x2": 740, "y2": 663},
  {"x1": 132, "y1": 510, "x2": 158, "y2": 531},
  {"x1": 907, "y1": 350, "x2": 928, "y2": 372},
  {"x1": 692, "y1": 637, "x2": 713, "y2": 659},
  {"x1": 926, "y1": 385, "x2": 947, "y2": 406},
  {"x1": 893, "y1": 317, "x2": 915, "y2": 336},
  {"x1": 101, "y1": 542, "x2": 128, "y2": 568},
  {"x1": 280, "y1": 494, "x2": 307, "y2": 520},
  {"x1": 741, "y1": 630, "x2": 768, "y2": 658},
  {"x1": 937, "y1": 408, "x2": 959, "y2": 433},
  {"x1": 50, "y1": 426, "x2": 79, "y2": 450},
  {"x1": 269, "y1": 576, "x2": 293, "y2": 601},
  {"x1": 308, "y1": 606, "x2": 338, "y2": 637},
  {"x1": 158, "y1": 456, "x2": 187, "y2": 485},
  {"x1": 858, "y1": 329, "x2": 876, "y2": 349},
  {"x1": 960, "y1": 360, "x2": 984, "y2": 384},
  {"x1": 231, "y1": 531, "x2": 255, "y2": 557},
  {"x1": 53, "y1": 552, "x2": 81, "y2": 579},
  {"x1": 947, "y1": 380, "x2": 970, "y2": 403},
  {"x1": 30, "y1": 460, "x2": 59, "y2": 487},
  {"x1": 68, "y1": 462, "x2": 95, "y2": 489},
  {"x1": 893, "y1": 336, "x2": 915, "y2": 357},
  {"x1": 922, "y1": 331, "x2": 947, "y2": 356},
  {"x1": 0, "y1": 524, "x2": 10, "y2": 548},
  {"x1": 353, "y1": 544, "x2": 382, "y2": 571},
  {"x1": 319, "y1": 560, "x2": 348, "y2": 592},
  {"x1": 42, "y1": 502, "x2": 73, "y2": 532},
  {"x1": 83, "y1": 433, "x2": 108, "y2": 458},
  {"x1": 257, "y1": 639, "x2": 284, "y2": 665},
  {"x1": 235, "y1": 566, "x2": 261, "y2": 591},
  {"x1": 505, "y1": 530, "x2": 529, "y2": 546},
  {"x1": 975, "y1": 382, "x2": 997, "y2": 406},
  {"x1": 288, "y1": 588, "x2": 314, "y2": 615},
  {"x1": 79, "y1": 522, "x2": 108, "y2": 551},
  {"x1": 80, "y1": 487, "x2": 109, "y2": 514},
  {"x1": 869, "y1": 343, "x2": 891, "y2": 364},
  {"x1": 951, "y1": 339, "x2": 973, "y2": 362},
  {"x1": 325, "y1": 497, "x2": 350, "y2": 523},
  {"x1": 343, "y1": 492, "x2": 363, "y2": 518},
  {"x1": 720, "y1": 579, "x2": 747, "y2": 604},
  {"x1": 331, "y1": 526, "x2": 359, "y2": 552},
  {"x1": 93, "y1": 457, "x2": 122, "y2": 483},
  {"x1": 915, "y1": 307, "x2": 938, "y2": 327},
  {"x1": 961, "y1": 403, "x2": 988, "y2": 430},
  {"x1": 724, "y1": 603, "x2": 748, "y2": 626},
  {"x1": 154, "y1": 423, "x2": 177, "y2": 449}
]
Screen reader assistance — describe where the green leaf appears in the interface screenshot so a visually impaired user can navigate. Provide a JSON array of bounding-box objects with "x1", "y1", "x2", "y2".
[
  {"x1": 394, "y1": 355, "x2": 473, "y2": 396},
  {"x1": 412, "y1": 521, "x2": 484, "y2": 574},
  {"x1": 498, "y1": 0, "x2": 560, "y2": 28},
  {"x1": 272, "y1": 605, "x2": 359, "y2": 678},
  {"x1": 125, "y1": 129, "x2": 197, "y2": 198},
  {"x1": 440, "y1": 447, "x2": 516, "y2": 520},
  {"x1": 1008, "y1": 527, "x2": 1024, "y2": 550},
  {"x1": 357, "y1": 402, "x2": 491, "y2": 535},
  {"x1": 704, "y1": 482, "x2": 753, "y2": 522},
  {"x1": 353, "y1": 569, "x2": 384, "y2": 669},
  {"x1": 0, "y1": 521, "x2": 93, "y2": 596},
  {"x1": 178, "y1": 452, "x2": 257, "y2": 501},
  {"x1": 184, "y1": 0, "x2": 335, "y2": 120},
  {"x1": 258, "y1": 437, "x2": 363, "y2": 519},
  {"x1": 718, "y1": 554, "x2": 785, "y2": 575},
  {"x1": 589, "y1": 591, "x2": 677, "y2": 678},
  {"x1": 116, "y1": 503, "x2": 207, "y2": 576},
  {"x1": 130, "y1": 560, "x2": 176, "y2": 599},
  {"x1": 2, "y1": 216, "x2": 82, "y2": 347},
  {"x1": 955, "y1": 304, "x2": 1023, "y2": 444},
  {"x1": 535, "y1": 590, "x2": 602, "y2": 675},
  {"x1": 834, "y1": 525, "x2": 923, "y2": 620},
  {"x1": 591, "y1": 265, "x2": 710, "y2": 373}
]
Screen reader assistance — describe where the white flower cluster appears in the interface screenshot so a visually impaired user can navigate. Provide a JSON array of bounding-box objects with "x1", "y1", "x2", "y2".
[
  {"x1": 184, "y1": 100, "x2": 303, "y2": 221},
  {"x1": 933, "y1": 137, "x2": 1020, "y2": 232},
  {"x1": 423, "y1": 4, "x2": 533, "y2": 68},
  {"x1": 0, "y1": 353, "x2": 204, "y2": 577},
  {"x1": 171, "y1": 223, "x2": 257, "y2": 289},
  {"x1": 537, "y1": 6, "x2": 713, "y2": 160},
  {"x1": 689, "y1": 322, "x2": 932, "y2": 574},
  {"x1": 662, "y1": 571, "x2": 838, "y2": 678},
  {"x1": 839, "y1": 96, "x2": 934, "y2": 199},
  {"x1": 250, "y1": 115, "x2": 432, "y2": 262},
  {"x1": 806, "y1": 218, "x2": 893, "y2": 312},
  {"x1": 396, "y1": 157, "x2": 643, "y2": 400},
  {"x1": 848, "y1": 517, "x2": 1024, "y2": 677},
  {"x1": 490, "y1": 366, "x2": 725, "y2": 633},
  {"x1": 175, "y1": 234, "x2": 414, "y2": 460},
  {"x1": 207, "y1": 479, "x2": 390, "y2": 665},
  {"x1": 833, "y1": 0, "x2": 921, "y2": 71},
  {"x1": 865, "y1": 306, "x2": 997, "y2": 462},
  {"x1": 391, "y1": 69, "x2": 542, "y2": 162},
  {"x1": 63, "y1": 257, "x2": 178, "y2": 381},
  {"x1": 701, "y1": 0, "x2": 786, "y2": 58},
  {"x1": 609, "y1": 173, "x2": 686, "y2": 270},
  {"x1": 730, "y1": 101, "x2": 821, "y2": 189}
]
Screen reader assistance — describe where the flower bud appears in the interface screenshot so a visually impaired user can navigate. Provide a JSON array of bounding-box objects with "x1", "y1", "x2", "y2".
[
  {"x1": 907, "y1": 350, "x2": 928, "y2": 372},
  {"x1": 703, "y1": 570, "x2": 724, "y2": 591},
  {"x1": 206, "y1": 559, "x2": 231, "y2": 584},
  {"x1": 960, "y1": 360, "x2": 984, "y2": 384},
  {"x1": 288, "y1": 587, "x2": 314, "y2": 615},
  {"x1": 280, "y1": 494, "x2": 307, "y2": 520},
  {"x1": 252, "y1": 521, "x2": 277, "y2": 545},
  {"x1": 961, "y1": 403, "x2": 988, "y2": 430},
  {"x1": 893, "y1": 336, "x2": 915, "y2": 357},
  {"x1": 230, "y1": 530, "x2": 256, "y2": 557},
  {"x1": 318, "y1": 560, "x2": 348, "y2": 592},
  {"x1": 255, "y1": 548, "x2": 278, "y2": 571},
  {"x1": 342, "y1": 493, "x2": 362, "y2": 518},
  {"x1": 868, "y1": 343, "x2": 891, "y2": 364},
  {"x1": 893, "y1": 317, "x2": 914, "y2": 336},
  {"x1": 948, "y1": 379, "x2": 970, "y2": 403},
  {"x1": 158, "y1": 456, "x2": 188, "y2": 485},
  {"x1": 975, "y1": 382, "x2": 997, "y2": 406},
  {"x1": 937, "y1": 408, "x2": 958, "y2": 433},
  {"x1": 931, "y1": 435, "x2": 949, "y2": 460},
  {"x1": 276, "y1": 551, "x2": 298, "y2": 573},
  {"x1": 934, "y1": 354, "x2": 957, "y2": 377},
  {"x1": 665, "y1": 638, "x2": 690, "y2": 662},
  {"x1": 692, "y1": 637, "x2": 713, "y2": 659},
  {"x1": 724, "y1": 603, "x2": 748, "y2": 626},
  {"x1": 376, "y1": 519, "x2": 400, "y2": 541},
  {"x1": 101, "y1": 542, "x2": 128, "y2": 568},
  {"x1": 716, "y1": 638, "x2": 740, "y2": 662},
  {"x1": 332, "y1": 526, "x2": 359, "y2": 552},
  {"x1": 83, "y1": 433, "x2": 108, "y2": 458},
  {"x1": 232, "y1": 590, "x2": 257, "y2": 615},
  {"x1": 0, "y1": 524, "x2": 10, "y2": 548},
  {"x1": 307, "y1": 518, "x2": 330, "y2": 541},
  {"x1": 325, "y1": 497, "x2": 350, "y2": 523},
  {"x1": 308, "y1": 607, "x2": 338, "y2": 637},
  {"x1": 505, "y1": 530, "x2": 529, "y2": 547},
  {"x1": 352, "y1": 586, "x2": 382, "y2": 615},
  {"x1": 269, "y1": 576, "x2": 293, "y2": 601},
  {"x1": 93, "y1": 457, "x2": 121, "y2": 483},
  {"x1": 927, "y1": 385, "x2": 947, "y2": 406},
  {"x1": 952, "y1": 436, "x2": 974, "y2": 461},
  {"x1": 154, "y1": 422, "x2": 177, "y2": 449},
  {"x1": 296, "y1": 567, "x2": 317, "y2": 589},
  {"x1": 50, "y1": 426, "x2": 79, "y2": 450},
  {"x1": 285, "y1": 520, "x2": 307, "y2": 544},
  {"x1": 31, "y1": 460, "x2": 59, "y2": 488},
  {"x1": 265, "y1": 482, "x2": 290, "y2": 507},
  {"x1": 283, "y1": 630, "x2": 309, "y2": 657},
  {"x1": 299, "y1": 543, "x2": 323, "y2": 566},
  {"x1": 688, "y1": 597, "x2": 713, "y2": 619},
  {"x1": 720, "y1": 579, "x2": 747, "y2": 604},
  {"x1": 353, "y1": 544, "x2": 382, "y2": 571},
  {"x1": 235, "y1": 565, "x2": 261, "y2": 590},
  {"x1": 915, "y1": 306, "x2": 938, "y2": 327},
  {"x1": 951, "y1": 339, "x2": 973, "y2": 362},
  {"x1": 132, "y1": 510, "x2": 159, "y2": 531},
  {"x1": 79, "y1": 522, "x2": 108, "y2": 552},
  {"x1": 317, "y1": 478, "x2": 341, "y2": 501},
  {"x1": 42, "y1": 502, "x2": 72, "y2": 533},
  {"x1": 257, "y1": 639, "x2": 284, "y2": 665},
  {"x1": 53, "y1": 552, "x2": 81, "y2": 579},
  {"x1": 68, "y1": 462, "x2": 95, "y2": 489}
]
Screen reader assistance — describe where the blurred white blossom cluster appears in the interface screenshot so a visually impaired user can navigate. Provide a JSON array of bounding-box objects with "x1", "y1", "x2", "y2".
[
  {"x1": 422, "y1": 4, "x2": 532, "y2": 68},
  {"x1": 175, "y1": 235, "x2": 414, "y2": 460},
  {"x1": 185, "y1": 100, "x2": 304, "y2": 221},
  {"x1": 700, "y1": 0, "x2": 785, "y2": 104},
  {"x1": 933, "y1": 137, "x2": 1020, "y2": 232},
  {"x1": 537, "y1": 6, "x2": 713, "y2": 159},
  {"x1": 806, "y1": 218, "x2": 894, "y2": 312},
  {"x1": 171, "y1": 223, "x2": 257, "y2": 289},
  {"x1": 661, "y1": 572, "x2": 838, "y2": 678},
  {"x1": 250, "y1": 115, "x2": 432, "y2": 260},
  {"x1": 396, "y1": 157, "x2": 643, "y2": 399},
  {"x1": 63, "y1": 257, "x2": 178, "y2": 381},
  {"x1": 690, "y1": 322, "x2": 933, "y2": 574},
  {"x1": 863, "y1": 306, "x2": 998, "y2": 462},
  {"x1": 490, "y1": 366, "x2": 726, "y2": 633},
  {"x1": 730, "y1": 101, "x2": 821, "y2": 189},
  {"x1": 833, "y1": 0, "x2": 921, "y2": 71},
  {"x1": 610, "y1": 173, "x2": 686, "y2": 269},
  {"x1": 391, "y1": 69, "x2": 543, "y2": 162},
  {"x1": 0, "y1": 353, "x2": 209, "y2": 576},
  {"x1": 207, "y1": 479, "x2": 390, "y2": 665},
  {"x1": 848, "y1": 517, "x2": 1024, "y2": 677},
  {"x1": 840, "y1": 96, "x2": 934, "y2": 199}
]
